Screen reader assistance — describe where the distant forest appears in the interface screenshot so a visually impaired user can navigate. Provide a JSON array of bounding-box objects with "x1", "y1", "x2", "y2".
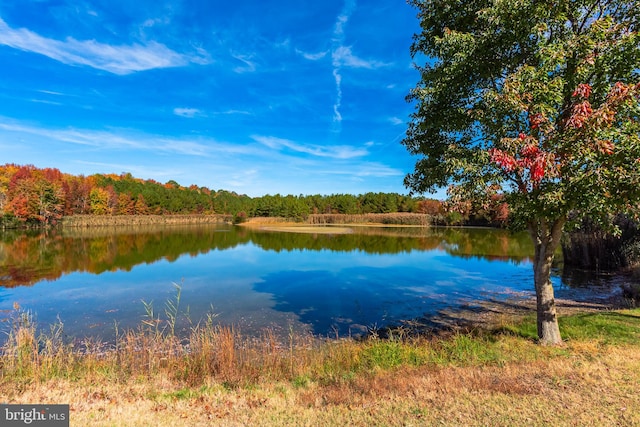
[{"x1": 0, "y1": 163, "x2": 508, "y2": 227}]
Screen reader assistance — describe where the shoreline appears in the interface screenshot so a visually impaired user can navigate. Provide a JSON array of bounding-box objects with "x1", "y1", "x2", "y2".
[
  {"x1": 3, "y1": 213, "x2": 459, "y2": 231},
  {"x1": 60, "y1": 214, "x2": 232, "y2": 228},
  {"x1": 420, "y1": 286, "x2": 630, "y2": 334}
]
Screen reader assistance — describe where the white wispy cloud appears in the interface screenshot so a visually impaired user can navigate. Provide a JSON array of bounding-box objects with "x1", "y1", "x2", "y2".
[
  {"x1": 353, "y1": 163, "x2": 403, "y2": 177},
  {"x1": 30, "y1": 99, "x2": 63, "y2": 106},
  {"x1": 295, "y1": 48, "x2": 328, "y2": 61},
  {"x1": 230, "y1": 52, "x2": 257, "y2": 73},
  {"x1": 1, "y1": 122, "x2": 142, "y2": 148},
  {"x1": 327, "y1": 1, "x2": 390, "y2": 128},
  {"x1": 153, "y1": 138, "x2": 214, "y2": 156},
  {"x1": 141, "y1": 17, "x2": 170, "y2": 28},
  {"x1": 331, "y1": 0, "x2": 357, "y2": 126},
  {"x1": 173, "y1": 107, "x2": 203, "y2": 118},
  {"x1": 223, "y1": 169, "x2": 259, "y2": 189},
  {"x1": 333, "y1": 1, "x2": 355, "y2": 40},
  {"x1": 0, "y1": 121, "x2": 253, "y2": 157},
  {"x1": 323, "y1": 162, "x2": 403, "y2": 177},
  {"x1": 252, "y1": 135, "x2": 368, "y2": 159},
  {"x1": 0, "y1": 17, "x2": 209, "y2": 75},
  {"x1": 332, "y1": 46, "x2": 388, "y2": 69},
  {"x1": 75, "y1": 160, "x2": 184, "y2": 181},
  {"x1": 388, "y1": 117, "x2": 404, "y2": 125},
  {"x1": 214, "y1": 109, "x2": 253, "y2": 116},
  {"x1": 36, "y1": 89, "x2": 67, "y2": 96},
  {"x1": 332, "y1": 69, "x2": 343, "y2": 123}
]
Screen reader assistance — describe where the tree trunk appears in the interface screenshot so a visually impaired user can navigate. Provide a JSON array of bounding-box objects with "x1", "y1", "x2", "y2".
[{"x1": 529, "y1": 219, "x2": 565, "y2": 345}]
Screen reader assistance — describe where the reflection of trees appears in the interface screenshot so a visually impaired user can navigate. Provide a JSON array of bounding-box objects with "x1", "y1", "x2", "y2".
[
  {"x1": 245, "y1": 229, "x2": 434, "y2": 254},
  {"x1": 0, "y1": 225, "x2": 534, "y2": 288},
  {"x1": 246, "y1": 226, "x2": 533, "y2": 261},
  {"x1": 439, "y1": 227, "x2": 533, "y2": 263},
  {"x1": 0, "y1": 225, "x2": 246, "y2": 287}
]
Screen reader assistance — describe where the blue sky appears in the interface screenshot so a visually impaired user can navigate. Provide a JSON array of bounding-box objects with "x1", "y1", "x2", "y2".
[{"x1": 0, "y1": 0, "x2": 423, "y2": 197}]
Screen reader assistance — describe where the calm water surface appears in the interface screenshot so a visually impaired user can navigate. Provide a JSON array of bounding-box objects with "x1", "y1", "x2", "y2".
[{"x1": 0, "y1": 224, "x2": 623, "y2": 341}]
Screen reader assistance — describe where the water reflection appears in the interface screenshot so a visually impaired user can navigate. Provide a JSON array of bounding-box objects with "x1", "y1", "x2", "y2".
[
  {"x1": 0, "y1": 225, "x2": 243, "y2": 287},
  {"x1": 0, "y1": 225, "x2": 533, "y2": 288},
  {"x1": 0, "y1": 224, "x2": 615, "y2": 340}
]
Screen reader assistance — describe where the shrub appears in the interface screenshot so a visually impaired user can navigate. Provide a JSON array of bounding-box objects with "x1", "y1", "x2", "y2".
[
  {"x1": 562, "y1": 215, "x2": 640, "y2": 271},
  {"x1": 233, "y1": 211, "x2": 247, "y2": 224},
  {"x1": 621, "y1": 283, "x2": 640, "y2": 307}
]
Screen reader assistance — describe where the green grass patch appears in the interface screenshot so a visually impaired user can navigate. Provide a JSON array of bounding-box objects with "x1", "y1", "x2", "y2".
[
  {"x1": 358, "y1": 333, "x2": 544, "y2": 371},
  {"x1": 433, "y1": 333, "x2": 506, "y2": 365},
  {"x1": 360, "y1": 340, "x2": 429, "y2": 369},
  {"x1": 291, "y1": 375, "x2": 311, "y2": 388},
  {"x1": 493, "y1": 314, "x2": 539, "y2": 340},
  {"x1": 493, "y1": 309, "x2": 640, "y2": 345},
  {"x1": 161, "y1": 385, "x2": 214, "y2": 400},
  {"x1": 559, "y1": 309, "x2": 640, "y2": 344}
]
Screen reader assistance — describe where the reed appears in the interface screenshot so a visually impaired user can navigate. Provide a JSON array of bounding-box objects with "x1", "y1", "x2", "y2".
[
  {"x1": 5, "y1": 306, "x2": 637, "y2": 388},
  {"x1": 0, "y1": 286, "x2": 638, "y2": 385},
  {"x1": 61, "y1": 214, "x2": 231, "y2": 228},
  {"x1": 561, "y1": 215, "x2": 640, "y2": 271},
  {"x1": 307, "y1": 213, "x2": 433, "y2": 226}
]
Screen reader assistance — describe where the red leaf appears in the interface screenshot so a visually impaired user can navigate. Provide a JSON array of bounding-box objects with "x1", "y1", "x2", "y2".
[
  {"x1": 568, "y1": 101, "x2": 593, "y2": 128},
  {"x1": 490, "y1": 148, "x2": 517, "y2": 172},
  {"x1": 597, "y1": 140, "x2": 615, "y2": 155},
  {"x1": 529, "y1": 113, "x2": 545, "y2": 130},
  {"x1": 572, "y1": 83, "x2": 592, "y2": 98},
  {"x1": 520, "y1": 144, "x2": 540, "y2": 158}
]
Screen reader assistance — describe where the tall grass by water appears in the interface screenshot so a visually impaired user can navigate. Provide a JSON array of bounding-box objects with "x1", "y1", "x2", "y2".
[
  {"x1": 307, "y1": 212, "x2": 433, "y2": 226},
  {"x1": 2, "y1": 284, "x2": 639, "y2": 387},
  {"x1": 2, "y1": 284, "x2": 640, "y2": 426},
  {"x1": 61, "y1": 214, "x2": 231, "y2": 228}
]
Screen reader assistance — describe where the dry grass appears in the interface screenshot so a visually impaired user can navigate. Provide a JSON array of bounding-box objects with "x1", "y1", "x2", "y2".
[
  {"x1": 239, "y1": 217, "x2": 356, "y2": 234},
  {"x1": 239, "y1": 217, "x2": 292, "y2": 225},
  {"x1": 240, "y1": 213, "x2": 434, "y2": 227},
  {"x1": 308, "y1": 213, "x2": 433, "y2": 226},
  {"x1": 239, "y1": 213, "x2": 436, "y2": 234},
  {"x1": 3, "y1": 344, "x2": 639, "y2": 426},
  {"x1": 1, "y1": 306, "x2": 639, "y2": 426},
  {"x1": 61, "y1": 214, "x2": 231, "y2": 228}
]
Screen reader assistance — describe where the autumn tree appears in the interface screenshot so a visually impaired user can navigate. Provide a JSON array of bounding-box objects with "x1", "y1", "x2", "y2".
[
  {"x1": 414, "y1": 199, "x2": 443, "y2": 216},
  {"x1": 89, "y1": 187, "x2": 113, "y2": 215},
  {"x1": 0, "y1": 164, "x2": 20, "y2": 216},
  {"x1": 134, "y1": 194, "x2": 149, "y2": 215},
  {"x1": 116, "y1": 193, "x2": 135, "y2": 215},
  {"x1": 6, "y1": 165, "x2": 65, "y2": 223},
  {"x1": 404, "y1": 0, "x2": 640, "y2": 344},
  {"x1": 63, "y1": 175, "x2": 92, "y2": 215}
]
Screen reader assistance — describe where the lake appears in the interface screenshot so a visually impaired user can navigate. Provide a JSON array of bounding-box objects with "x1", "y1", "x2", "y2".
[{"x1": 0, "y1": 224, "x2": 624, "y2": 342}]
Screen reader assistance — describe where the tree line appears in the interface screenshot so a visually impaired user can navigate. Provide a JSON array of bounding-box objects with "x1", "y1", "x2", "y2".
[{"x1": 0, "y1": 163, "x2": 508, "y2": 227}]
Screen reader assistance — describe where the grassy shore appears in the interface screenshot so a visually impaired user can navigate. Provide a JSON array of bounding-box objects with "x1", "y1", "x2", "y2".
[
  {"x1": 237, "y1": 215, "x2": 434, "y2": 235},
  {"x1": 239, "y1": 213, "x2": 434, "y2": 228},
  {"x1": 1, "y1": 304, "x2": 639, "y2": 426},
  {"x1": 61, "y1": 214, "x2": 232, "y2": 228}
]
